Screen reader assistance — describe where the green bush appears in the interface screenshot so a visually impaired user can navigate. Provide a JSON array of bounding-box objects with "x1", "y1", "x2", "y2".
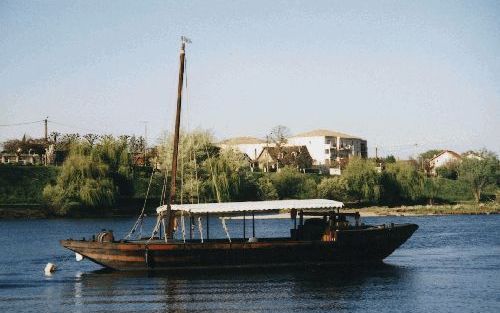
[
  {"x1": 256, "y1": 176, "x2": 278, "y2": 200},
  {"x1": 0, "y1": 166, "x2": 59, "y2": 204},
  {"x1": 271, "y1": 167, "x2": 317, "y2": 199},
  {"x1": 436, "y1": 161, "x2": 460, "y2": 179},
  {"x1": 317, "y1": 176, "x2": 349, "y2": 201}
]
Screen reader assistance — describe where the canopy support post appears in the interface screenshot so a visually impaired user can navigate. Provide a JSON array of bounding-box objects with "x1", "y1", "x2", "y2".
[
  {"x1": 206, "y1": 212, "x2": 210, "y2": 241},
  {"x1": 189, "y1": 214, "x2": 193, "y2": 240},
  {"x1": 159, "y1": 217, "x2": 163, "y2": 239},
  {"x1": 243, "y1": 211, "x2": 246, "y2": 240}
]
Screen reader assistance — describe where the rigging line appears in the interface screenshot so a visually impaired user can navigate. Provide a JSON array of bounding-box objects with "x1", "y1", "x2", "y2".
[
  {"x1": 160, "y1": 168, "x2": 168, "y2": 206},
  {"x1": 195, "y1": 153, "x2": 200, "y2": 204},
  {"x1": 147, "y1": 215, "x2": 162, "y2": 243},
  {"x1": 180, "y1": 148, "x2": 184, "y2": 205},
  {"x1": 0, "y1": 120, "x2": 44, "y2": 127},
  {"x1": 184, "y1": 56, "x2": 188, "y2": 90},
  {"x1": 125, "y1": 167, "x2": 156, "y2": 239},
  {"x1": 375, "y1": 138, "x2": 452, "y2": 150}
]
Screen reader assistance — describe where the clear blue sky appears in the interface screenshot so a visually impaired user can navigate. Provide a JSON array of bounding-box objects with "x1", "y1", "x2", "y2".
[{"x1": 1, "y1": 0, "x2": 499, "y2": 158}]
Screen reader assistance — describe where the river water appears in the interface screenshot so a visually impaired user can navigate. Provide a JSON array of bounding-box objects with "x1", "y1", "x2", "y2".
[{"x1": 0, "y1": 215, "x2": 498, "y2": 312}]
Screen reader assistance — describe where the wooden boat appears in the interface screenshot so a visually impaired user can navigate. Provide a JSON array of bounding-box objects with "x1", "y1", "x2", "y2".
[
  {"x1": 61, "y1": 199, "x2": 417, "y2": 270},
  {"x1": 60, "y1": 37, "x2": 418, "y2": 271}
]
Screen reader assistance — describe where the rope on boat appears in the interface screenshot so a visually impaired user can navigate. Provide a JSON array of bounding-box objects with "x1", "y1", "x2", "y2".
[
  {"x1": 221, "y1": 217, "x2": 231, "y2": 243},
  {"x1": 181, "y1": 211, "x2": 186, "y2": 243},
  {"x1": 160, "y1": 168, "x2": 168, "y2": 206},
  {"x1": 197, "y1": 216, "x2": 204, "y2": 243},
  {"x1": 125, "y1": 167, "x2": 156, "y2": 239},
  {"x1": 147, "y1": 215, "x2": 162, "y2": 243},
  {"x1": 162, "y1": 217, "x2": 168, "y2": 243}
]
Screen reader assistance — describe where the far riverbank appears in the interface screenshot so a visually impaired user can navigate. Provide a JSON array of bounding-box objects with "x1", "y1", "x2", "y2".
[
  {"x1": 1, "y1": 202, "x2": 498, "y2": 219},
  {"x1": 345, "y1": 202, "x2": 500, "y2": 217}
]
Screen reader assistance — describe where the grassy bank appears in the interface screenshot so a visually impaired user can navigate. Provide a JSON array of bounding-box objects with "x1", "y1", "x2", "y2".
[
  {"x1": 0, "y1": 165, "x2": 497, "y2": 219},
  {"x1": 344, "y1": 202, "x2": 500, "y2": 216},
  {"x1": 0, "y1": 204, "x2": 50, "y2": 219}
]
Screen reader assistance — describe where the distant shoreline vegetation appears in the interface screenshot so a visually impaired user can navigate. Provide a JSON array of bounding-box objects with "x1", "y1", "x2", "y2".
[{"x1": 0, "y1": 130, "x2": 499, "y2": 218}]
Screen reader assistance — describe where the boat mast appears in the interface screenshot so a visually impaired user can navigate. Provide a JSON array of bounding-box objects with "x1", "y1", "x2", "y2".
[{"x1": 164, "y1": 36, "x2": 191, "y2": 240}]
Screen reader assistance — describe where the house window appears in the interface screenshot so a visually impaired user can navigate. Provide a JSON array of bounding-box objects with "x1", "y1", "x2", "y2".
[{"x1": 325, "y1": 149, "x2": 330, "y2": 154}]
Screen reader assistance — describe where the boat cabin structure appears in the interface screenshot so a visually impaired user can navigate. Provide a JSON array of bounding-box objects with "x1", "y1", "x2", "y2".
[{"x1": 153, "y1": 199, "x2": 346, "y2": 243}]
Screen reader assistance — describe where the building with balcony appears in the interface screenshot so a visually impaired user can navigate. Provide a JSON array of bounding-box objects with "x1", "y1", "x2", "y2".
[{"x1": 287, "y1": 129, "x2": 367, "y2": 168}]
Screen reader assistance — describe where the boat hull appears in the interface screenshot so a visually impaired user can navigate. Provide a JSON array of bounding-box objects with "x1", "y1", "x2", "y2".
[{"x1": 61, "y1": 223, "x2": 418, "y2": 271}]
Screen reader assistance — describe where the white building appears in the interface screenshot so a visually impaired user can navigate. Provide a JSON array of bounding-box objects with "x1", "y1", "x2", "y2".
[
  {"x1": 428, "y1": 150, "x2": 462, "y2": 175},
  {"x1": 287, "y1": 129, "x2": 368, "y2": 167},
  {"x1": 218, "y1": 137, "x2": 266, "y2": 160}
]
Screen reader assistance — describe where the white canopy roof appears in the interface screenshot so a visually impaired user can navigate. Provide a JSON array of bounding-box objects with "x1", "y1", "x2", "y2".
[{"x1": 156, "y1": 199, "x2": 343, "y2": 214}]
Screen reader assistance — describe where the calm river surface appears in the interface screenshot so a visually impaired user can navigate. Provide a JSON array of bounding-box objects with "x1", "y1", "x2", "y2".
[{"x1": 0, "y1": 215, "x2": 499, "y2": 312}]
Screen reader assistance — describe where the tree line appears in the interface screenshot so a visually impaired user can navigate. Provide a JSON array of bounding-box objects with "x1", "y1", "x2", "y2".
[{"x1": 3, "y1": 130, "x2": 497, "y2": 215}]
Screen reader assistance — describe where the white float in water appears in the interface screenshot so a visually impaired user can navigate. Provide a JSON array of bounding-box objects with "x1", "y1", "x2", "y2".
[
  {"x1": 44, "y1": 263, "x2": 56, "y2": 276},
  {"x1": 75, "y1": 253, "x2": 84, "y2": 262}
]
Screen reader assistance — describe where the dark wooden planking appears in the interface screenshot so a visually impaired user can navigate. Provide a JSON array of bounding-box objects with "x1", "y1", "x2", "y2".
[{"x1": 61, "y1": 224, "x2": 418, "y2": 271}]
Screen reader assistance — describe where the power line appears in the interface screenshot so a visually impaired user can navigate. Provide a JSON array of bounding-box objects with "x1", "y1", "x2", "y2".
[{"x1": 0, "y1": 120, "x2": 44, "y2": 127}]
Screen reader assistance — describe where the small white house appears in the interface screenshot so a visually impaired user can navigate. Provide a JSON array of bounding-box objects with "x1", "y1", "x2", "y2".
[
  {"x1": 218, "y1": 137, "x2": 267, "y2": 161},
  {"x1": 428, "y1": 150, "x2": 462, "y2": 175},
  {"x1": 0, "y1": 153, "x2": 42, "y2": 165}
]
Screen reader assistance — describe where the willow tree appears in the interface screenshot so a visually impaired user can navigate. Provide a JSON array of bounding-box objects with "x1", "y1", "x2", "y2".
[
  {"x1": 158, "y1": 129, "x2": 225, "y2": 203},
  {"x1": 384, "y1": 161, "x2": 425, "y2": 202},
  {"x1": 92, "y1": 136, "x2": 132, "y2": 195},
  {"x1": 342, "y1": 157, "x2": 381, "y2": 203},
  {"x1": 43, "y1": 143, "x2": 115, "y2": 215},
  {"x1": 43, "y1": 137, "x2": 133, "y2": 215}
]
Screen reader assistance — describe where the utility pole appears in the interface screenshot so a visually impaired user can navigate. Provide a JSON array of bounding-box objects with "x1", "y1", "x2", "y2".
[
  {"x1": 140, "y1": 121, "x2": 148, "y2": 167},
  {"x1": 44, "y1": 117, "x2": 48, "y2": 142}
]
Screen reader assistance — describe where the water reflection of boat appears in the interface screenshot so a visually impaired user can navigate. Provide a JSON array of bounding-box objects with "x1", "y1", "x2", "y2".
[
  {"x1": 74, "y1": 264, "x2": 409, "y2": 312},
  {"x1": 60, "y1": 37, "x2": 418, "y2": 271}
]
